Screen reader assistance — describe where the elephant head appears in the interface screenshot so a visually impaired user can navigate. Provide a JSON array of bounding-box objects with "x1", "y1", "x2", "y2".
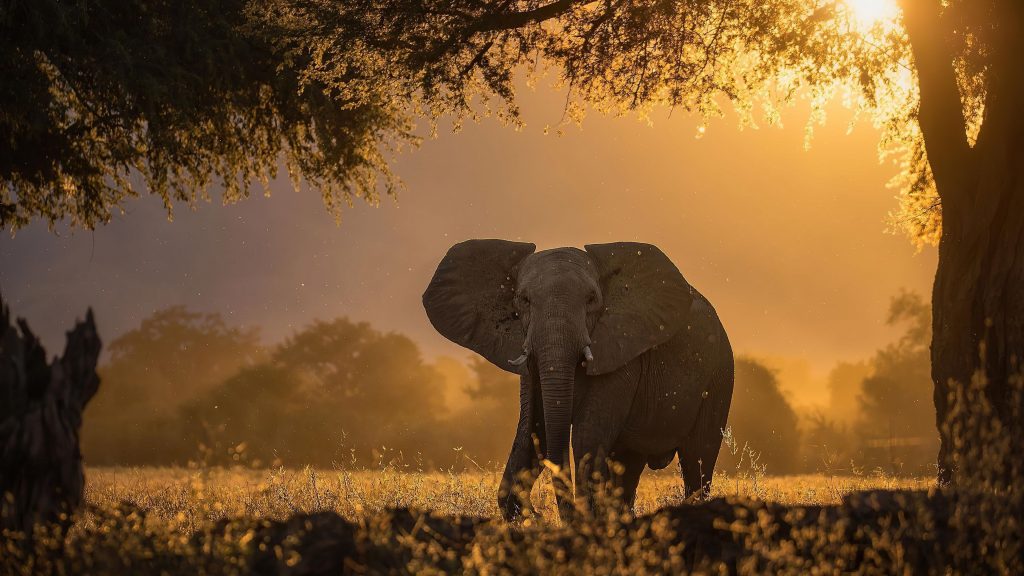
[{"x1": 423, "y1": 240, "x2": 693, "y2": 473}]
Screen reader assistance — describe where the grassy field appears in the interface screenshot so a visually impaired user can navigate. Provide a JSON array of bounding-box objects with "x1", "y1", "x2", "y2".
[
  {"x1": 10, "y1": 377, "x2": 1015, "y2": 573},
  {"x1": 3, "y1": 465, "x2": 994, "y2": 574},
  {"x1": 82, "y1": 465, "x2": 932, "y2": 532}
]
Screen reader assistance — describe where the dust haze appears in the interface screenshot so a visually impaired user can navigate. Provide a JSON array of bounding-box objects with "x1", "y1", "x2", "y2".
[{"x1": 1, "y1": 89, "x2": 936, "y2": 473}]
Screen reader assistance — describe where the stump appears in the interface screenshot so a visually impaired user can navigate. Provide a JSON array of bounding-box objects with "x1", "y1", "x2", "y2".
[{"x1": 0, "y1": 296, "x2": 101, "y2": 535}]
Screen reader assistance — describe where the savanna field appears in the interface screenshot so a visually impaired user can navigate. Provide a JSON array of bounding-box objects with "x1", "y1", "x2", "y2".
[
  {"x1": 5, "y1": 464, "x2": 940, "y2": 574},
  {"x1": 83, "y1": 466, "x2": 932, "y2": 525}
]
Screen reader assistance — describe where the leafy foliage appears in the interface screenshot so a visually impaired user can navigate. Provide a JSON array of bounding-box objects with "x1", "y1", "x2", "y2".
[
  {"x1": 263, "y1": 0, "x2": 961, "y2": 244},
  {"x1": 4, "y1": 0, "x2": 1003, "y2": 244},
  {"x1": 0, "y1": 0, "x2": 415, "y2": 229},
  {"x1": 946, "y1": 370, "x2": 1024, "y2": 572},
  {"x1": 0, "y1": 466, "x2": 939, "y2": 575}
]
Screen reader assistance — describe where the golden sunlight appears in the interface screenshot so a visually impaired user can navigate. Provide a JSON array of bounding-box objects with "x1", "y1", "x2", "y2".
[{"x1": 845, "y1": 0, "x2": 900, "y2": 29}]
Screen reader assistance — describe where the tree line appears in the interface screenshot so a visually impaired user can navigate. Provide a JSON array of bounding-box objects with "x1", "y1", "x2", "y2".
[
  {"x1": 737, "y1": 290, "x2": 939, "y2": 476},
  {"x1": 82, "y1": 308, "x2": 517, "y2": 470},
  {"x1": 82, "y1": 291, "x2": 936, "y2": 475}
]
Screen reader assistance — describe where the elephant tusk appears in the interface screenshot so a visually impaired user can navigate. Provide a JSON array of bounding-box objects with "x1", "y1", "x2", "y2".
[
  {"x1": 508, "y1": 353, "x2": 528, "y2": 366},
  {"x1": 583, "y1": 345, "x2": 594, "y2": 363}
]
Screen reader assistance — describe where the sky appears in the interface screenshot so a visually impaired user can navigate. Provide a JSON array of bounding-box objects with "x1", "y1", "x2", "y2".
[{"x1": 0, "y1": 87, "x2": 936, "y2": 406}]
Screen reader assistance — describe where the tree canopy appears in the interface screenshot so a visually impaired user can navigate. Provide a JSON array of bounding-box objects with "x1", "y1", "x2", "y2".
[
  {"x1": 0, "y1": 0, "x2": 415, "y2": 229},
  {"x1": 3, "y1": 0, "x2": 994, "y2": 244},
  {"x1": 256, "y1": 0, "x2": 994, "y2": 246}
]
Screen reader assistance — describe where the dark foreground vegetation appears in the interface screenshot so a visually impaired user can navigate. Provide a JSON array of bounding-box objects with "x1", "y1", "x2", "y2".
[{"x1": 2, "y1": 489, "x2": 962, "y2": 574}]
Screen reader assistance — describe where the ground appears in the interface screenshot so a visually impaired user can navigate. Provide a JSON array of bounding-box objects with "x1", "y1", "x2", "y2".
[
  {"x1": 6, "y1": 466, "x2": 966, "y2": 573},
  {"x1": 83, "y1": 466, "x2": 932, "y2": 531}
]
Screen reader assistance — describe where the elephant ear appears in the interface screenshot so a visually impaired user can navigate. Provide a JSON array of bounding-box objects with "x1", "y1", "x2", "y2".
[
  {"x1": 423, "y1": 239, "x2": 536, "y2": 374},
  {"x1": 584, "y1": 242, "x2": 693, "y2": 375}
]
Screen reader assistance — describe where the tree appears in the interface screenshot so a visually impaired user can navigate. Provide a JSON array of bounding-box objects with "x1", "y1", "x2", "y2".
[
  {"x1": 0, "y1": 298, "x2": 100, "y2": 536},
  {"x1": 826, "y1": 361, "x2": 873, "y2": 426},
  {"x1": 185, "y1": 318, "x2": 452, "y2": 467},
  {"x1": 855, "y1": 291, "x2": 937, "y2": 475},
  {"x1": 0, "y1": 0, "x2": 413, "y2": 229},
  {"x1": 82, "y1": 307, "x2": 265, "y2": 464},
  {"x1": 720, "y1": 358, "x2": 802, "y2": 475},
  {"x1": 445, "y1": 357, "x2": 520, "y2": 466},
  {"x1": 267, "y1": 0, "x2": 1018, "y2": 483}
]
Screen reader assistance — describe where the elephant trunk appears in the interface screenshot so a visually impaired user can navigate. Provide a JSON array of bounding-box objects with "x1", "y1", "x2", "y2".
[
  {"x1": 534, "y1": 335, "x2": 583, "y2": 520},
  {"x1": 537, "y1": 358, "x2": 574, "y2": 471},
  {"x1": 533, "y1": 323, "x2": 584, "y2": 472}
]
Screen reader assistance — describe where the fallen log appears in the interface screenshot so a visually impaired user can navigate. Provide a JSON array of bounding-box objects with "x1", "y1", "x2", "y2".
[{"x1": 0, "y1": 297, "x2": 101, "y2": 536}]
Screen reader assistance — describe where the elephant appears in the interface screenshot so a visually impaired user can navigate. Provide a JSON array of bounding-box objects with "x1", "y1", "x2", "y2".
[{"x1": 422, "y1": 240, "x2": 734, "y2": 521}]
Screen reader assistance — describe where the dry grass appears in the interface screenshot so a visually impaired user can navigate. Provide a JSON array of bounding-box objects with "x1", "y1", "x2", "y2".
[
  {"x1": 81, "y1": 465, "x2": 932, "y2": 533},
  {"x1": 6, "y1": 373, "x2": 1020, "y2": 575},
  {"x1": 10, "y1": 371, "x2": 1021, "y2": 574},
  {"x1": 2, "y1": 459, "x2": 1008, "y2": 574}
]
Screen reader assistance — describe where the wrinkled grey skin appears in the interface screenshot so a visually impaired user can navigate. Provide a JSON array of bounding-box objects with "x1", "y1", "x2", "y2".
[{"x1": 423, "y1": 240, "x2": 733, "y2": 521}]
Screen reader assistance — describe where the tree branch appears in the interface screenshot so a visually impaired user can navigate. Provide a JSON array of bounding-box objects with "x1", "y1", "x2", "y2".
[
  {"x1": 898, "y1": 0, "x2": 974, "y2": 208},
  {"x1": 423, "y1": 0, "x2": 591, "y2": 72},
  {"x1": 470, "y1": 0, "x2": 590, "y2": 34}
]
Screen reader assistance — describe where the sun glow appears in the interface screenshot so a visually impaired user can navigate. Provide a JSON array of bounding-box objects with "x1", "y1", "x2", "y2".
[{"x1": 845, "y1": 0, "x2": 900, "y2": 29}]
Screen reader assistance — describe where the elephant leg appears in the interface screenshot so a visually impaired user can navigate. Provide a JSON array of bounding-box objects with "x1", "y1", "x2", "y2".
[
  {"x1": 572, "y1": 445, "x2": 644, "y2": 515},
  {"x1": 569, "y1": 366, "x2": 641, "y2": 518},
  {"x1": 571, "y1": 439, "x2": 609, "y2": 516},
  {"x1": 551, "y1": 465, "x2": 575, "y2": 521},
  {"x1": 615, "y1": 449, "x2": 646, "y2": 512},
  {"x1": 498, "y1": 378, "x2": 545, "y2": 522},
  {"x1": 678, "y1": 449, "x2": 714, "y2": 499},
  {"x1": 678, "y1": 383, "x2": 731, "y2": 499},
  {"x1": 678, "y1": 324, "x2": 734, "y2": 500},
  {"x1": 498, "y1": 435, "x2": 542, "y2": 521}
]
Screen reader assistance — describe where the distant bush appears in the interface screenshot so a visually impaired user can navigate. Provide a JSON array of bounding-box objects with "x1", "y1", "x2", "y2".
[
  {"x1": 800, "y1": 412, "x2": 858, "y2": 474},
  {"x1": 719, "y1": 358, "x2": 802, "y2": 475},
  {"x1": 182, "y1": 317, "x2": 458, "y2": 468},
  {"x1": 82, "y1": 293, "x2": 944, "y2": 478},
  {"x1": 853, "y1": 291, "x2": 938, "y2": 475},
  {"x1": 805, "y1": 291, "x2": 939, "y2": 476},
  {"x1": 82, "y1": 307, "x2": 265, "y2": 465}
]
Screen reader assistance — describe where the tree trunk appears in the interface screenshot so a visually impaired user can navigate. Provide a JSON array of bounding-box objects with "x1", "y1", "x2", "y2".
[
  {"x1": 932, "y1": 204, "x2": 1024, "y2": 483},
  {"x1": 930, "y1": 33, "x2": 1024, "y2": 483},
  {"x1": 900, "y1": 0, "x2": 1024, "y2": 484},
  {"x1": 0, "y1": 298, "x2": 101, "y2": 536}
]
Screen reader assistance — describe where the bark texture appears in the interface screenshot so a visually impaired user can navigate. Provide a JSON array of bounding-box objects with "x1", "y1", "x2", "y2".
[
  {"x1": 902, "y1": 0, "x2": 1024, "y2": 482},
  {"x1": 0, "y1": 298, "x2": 101, "y2": 535}
]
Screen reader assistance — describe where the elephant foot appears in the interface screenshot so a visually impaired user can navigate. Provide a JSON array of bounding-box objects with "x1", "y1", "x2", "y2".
[{"x1": 498, "y1": 491, "x2": 526, "y2": 523}]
